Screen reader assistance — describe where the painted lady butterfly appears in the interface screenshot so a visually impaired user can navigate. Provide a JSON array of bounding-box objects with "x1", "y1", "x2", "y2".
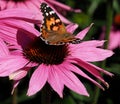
[{"x1": 40, "y1": 3, "x2": 81, "y2": 45}]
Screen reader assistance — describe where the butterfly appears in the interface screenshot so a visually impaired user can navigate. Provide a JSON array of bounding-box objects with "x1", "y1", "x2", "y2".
[{"x1": 40, "y1": 3, "x2": 81, "y2": 45}]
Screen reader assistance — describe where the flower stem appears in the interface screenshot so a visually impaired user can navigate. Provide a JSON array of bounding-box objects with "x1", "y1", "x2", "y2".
[
  {"x1": 104, "y1": 0, "x2": 113, "y2": 49},
  {"x1": 92, "y1": 0, "x2": 113, "y2": 104},
  {"x1": 41, "y1": 84, "x2": 52, "y2": 104},
  {"x1": 12, "y1": 88, "x2": 18, "y2": 104}
]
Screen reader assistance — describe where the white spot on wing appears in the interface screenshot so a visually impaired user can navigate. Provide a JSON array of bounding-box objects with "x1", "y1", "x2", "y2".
[
  {"x1": 45, "y1": 12, "x2": 49, "y2": 16},
  {"x1": 49, "y1": 11, "x2": 55, "y2": 15},
  {"x1": 46, "y1": 5, "x2": 49, "y2": 8}
]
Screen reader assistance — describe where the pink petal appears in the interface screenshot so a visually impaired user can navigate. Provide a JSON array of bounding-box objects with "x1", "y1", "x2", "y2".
[
  {"x1": 108, "y1": 31, "x2": 120, "y2": 50},
  {"x1": 9, "y1": 67, "x2": 30, "y2": 80},
  {"x1": 0, "y1": 23, "x2": 17, "y2": 44},
  {"x1": 87, "y1": 62, "x2": 113, "y2": 77},
  {"x1": 75, "y1": 40, "x2": 105, "y2": 47},
  {"x1": 27, "y1": 64, "x2": 49, "y2": 96},
  {"x1": 57, "y1": 64, "x2": 89, "y2": 96},
  {"x1": 0, "y1": 56, "x2": 29, "y2": 76},
  {"x1": 11, "y1": 80, "x2": 20, "y2": 94},
  {"x1": 31, "y1": 0, "x2": 40, "y2": 7},
  {"x1": 1, "y1": 19, "x2": 40, "y2": 37},
  {"x1": 47, "y1": 0, "x2": 81, "y2": 13},
  {"x1": 66, "y1": 24, "x2": 78, "y2": 34},
  {"x1": 0, "y1": 38, "x2": 9, "y2": 56},
  {"x1": 6, "y1": 1, "x2": 16, "y2": 9},
  {"x1": 10, "y1": 49, "x2": 23, "y2": 56},
  {"x1": 57, "y1": 12, "x2": 72, "y2": 24},
  {"x1": 62, "y1": 61, "x2": 105, "y2": 90},
  {"x1": 70, "y1": 47, "x2": 113, "y2": 62},
  {"x1": 48, "y1": 65, "x2": 64, "y2": 98},
  {"x1": 69, "y1": 40, "x2": 105, "y2": 51},
  {"x1": 69, "y1": 40, "x2": 113, "y2": 61},
  {"x1": 71, "y1": 58, "x2": 111, "y2": 87},
  {"x1": 16, "y1": 1, "x2": 28, "y2": 9},
  {"x1": 76, "y1": 23, "x2": 93, "y2": 39},
  {"x1": 25, "y1": 0, "x2": 40, "y2": 12},
  {"x1": 0, "y1": 9, "x2": 40, "y2": 23},
  {"x1": 0, "y1": 0, "x2": 7, "y2": 10}
]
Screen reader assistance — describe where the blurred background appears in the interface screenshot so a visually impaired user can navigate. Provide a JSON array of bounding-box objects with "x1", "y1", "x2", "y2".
[{"x1": 0, "y1": 0, "x2": 120, "y2": 104}]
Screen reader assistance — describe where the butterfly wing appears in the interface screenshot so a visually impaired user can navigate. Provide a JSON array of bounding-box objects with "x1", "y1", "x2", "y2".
[{"x1": 40, "y1": 3, "x2": 81, "y2": 45}]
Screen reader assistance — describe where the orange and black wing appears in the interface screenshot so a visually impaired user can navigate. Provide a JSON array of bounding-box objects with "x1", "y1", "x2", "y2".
[{"x1": 40, "y1": 3, "x2": 81, "y2": 45}]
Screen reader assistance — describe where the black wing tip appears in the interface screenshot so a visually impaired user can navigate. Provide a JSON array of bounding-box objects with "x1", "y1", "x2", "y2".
[
  {"x1": 40, "y1": 2, "x2": 47, "y2": 10},
  {"x1": 71, "y1": 38, "x2": 81, "y2": 44},
  {"x1": 41, "y1": 2, "x2": 47, "y2": 6}
]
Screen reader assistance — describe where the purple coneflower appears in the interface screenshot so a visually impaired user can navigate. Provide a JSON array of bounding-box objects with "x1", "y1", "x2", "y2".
[
  {"x1": 100, "y1": 14, "x2": 120, "y2": 50},
  {"x1": 0, "y1": 0, "x2": 80, "y2": 24},
  {"x1": 0, "y1": 22, "x2": 113, "y2": 97}
]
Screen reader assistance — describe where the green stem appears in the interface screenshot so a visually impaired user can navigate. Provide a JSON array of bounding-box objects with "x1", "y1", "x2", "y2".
[
  {"x1": 88, "y1": 0, "x2": 101, "y2": 16},
  {"x1": 41, "y1": 84, "x2": 52, "y2": 104},
  {"x1": 92, "y1": 0, "x2": 113, "y2": 104},
  {"x1": 12, "y1": 88, "x2": 18, "y2": 104},
  {"x1": 104, "y1": 0, "x2": 113, "y2": 49}
]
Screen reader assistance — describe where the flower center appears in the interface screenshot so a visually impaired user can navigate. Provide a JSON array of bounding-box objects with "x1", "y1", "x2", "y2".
[{"x1": 23, "y1": 37, "x2": 69, "y2": 65}]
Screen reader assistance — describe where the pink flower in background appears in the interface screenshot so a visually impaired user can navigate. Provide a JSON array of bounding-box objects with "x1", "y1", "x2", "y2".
[
  {"x1": 0, "y1": 8, "x2": 40, "y2": 44},
  {"x1": 0, "y1": 23, "x2": 113, "y2": 97},
  {"x1": 100, "y1": 14, "x2": 120, "y2": 50},
  {"x1": 0, "y1": 0, "x2": 81, "y2": 24}
]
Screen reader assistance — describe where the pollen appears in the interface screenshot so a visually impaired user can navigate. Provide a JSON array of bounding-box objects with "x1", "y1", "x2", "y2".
[{"x1": 23, "y1": 37, "x2": 69, "y2": 65}]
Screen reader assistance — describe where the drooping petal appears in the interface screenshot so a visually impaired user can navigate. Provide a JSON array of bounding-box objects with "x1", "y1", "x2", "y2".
[
  {"x1": 11, "y1": 80, "x2": 20, "y2": 94},
  {"x1": 57, "y1": 64, "x2": 89, "y2": 96},
  {"x1": 61, "y1": 61, "x2": 105, "y2": 90},
  {"x1": 48, "y1": 65, "x2": 64, "y2": 98},
  {"x1": 27, "y1": 64, "x2": 49, "y2": 96},
  {"x1": 9, "y1": 67, "x2": 30, "y2": 80},
  {"x1": 86, "y1": 62, "x2": 113, "y2": 77},
  {"x1": 70, "y1": 58, "x2": 112, "y2": 87}
]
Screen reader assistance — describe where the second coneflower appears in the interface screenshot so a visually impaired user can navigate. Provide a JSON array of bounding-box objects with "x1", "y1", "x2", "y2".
[{"x1": 100, "y1": 14, "x2": 120, "y2": 50}]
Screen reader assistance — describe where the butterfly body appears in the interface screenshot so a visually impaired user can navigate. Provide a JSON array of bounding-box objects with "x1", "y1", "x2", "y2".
[{"x1": 40, "y1": 3, "x2": 81, "y2": 45}]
